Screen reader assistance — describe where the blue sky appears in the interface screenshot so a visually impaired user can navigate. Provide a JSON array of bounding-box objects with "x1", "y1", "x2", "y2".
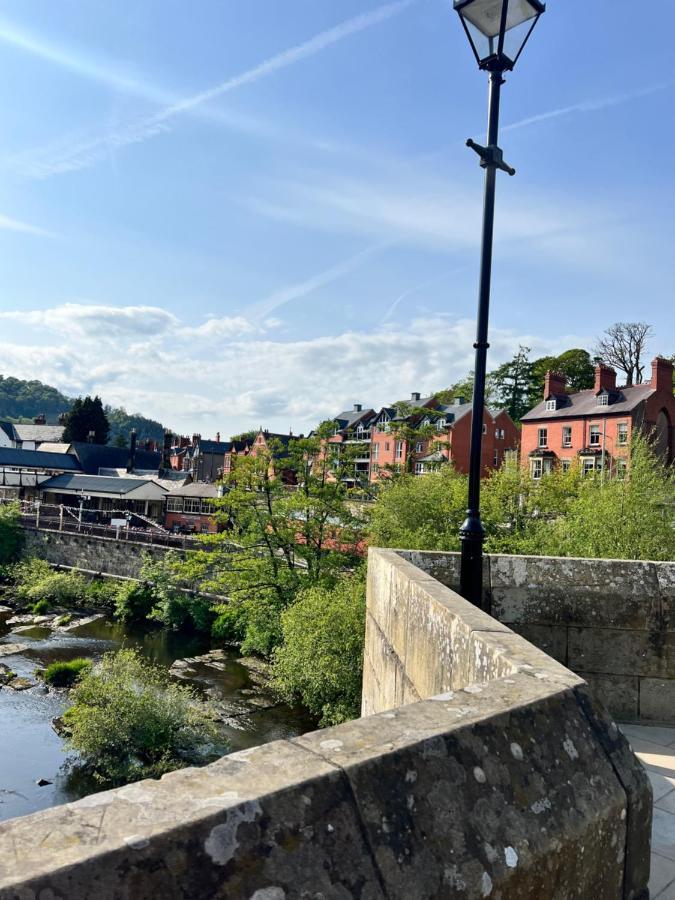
[{"x1": 0, "y1": 0, "x2": 672, "y2": 436}]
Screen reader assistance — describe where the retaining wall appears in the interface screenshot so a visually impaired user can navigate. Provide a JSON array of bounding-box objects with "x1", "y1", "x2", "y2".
[
  {"x1": 0, "y1": 547, "x2": 652, "y2": 899},
  {"x1": 397, "y1": 550, "x2": 675, "y2": 725},
  {"x1": 22, "y1": 527, "x2": 180, "y2": 579}
]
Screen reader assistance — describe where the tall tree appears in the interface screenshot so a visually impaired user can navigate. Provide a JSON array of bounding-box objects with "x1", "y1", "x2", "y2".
[
  {"x1": 594, "y1": 322, "x2": 653, "y2": 386},
  {"x1": 62, "y1": 396, "x2": 110, "y2": 444},
  {"x1": 490, "y1": 346, "x2": 533, "y2": 421},
  {"x1": 529, "y1": 349, "x2": 595, "y2": 399}
]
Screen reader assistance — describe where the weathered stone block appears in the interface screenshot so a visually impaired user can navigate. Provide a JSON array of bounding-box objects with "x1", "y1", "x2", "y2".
[
  {"x1": 509, "y1": 622, "x2": 568, "y2": 664},
  {"x1": 639, "y1": 677, "x2": 675, "y2": 723},
  {"x1": 583, "y1": 672, "x2": 640, "y2": 722},
  {"x1": 568, "y1": 626, "x2": 673, "y2": 678}
]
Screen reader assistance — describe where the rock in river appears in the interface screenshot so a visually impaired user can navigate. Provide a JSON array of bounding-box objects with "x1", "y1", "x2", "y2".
[
  {"x1": 0, "y1": 663, "x2": 16, "y2": 685},
  {"x1": 0, "y1": 643, "x2": 28, "y2": 658},
  {"x1": 7, "y1": 677, "x2": 35, "y2": 691}
]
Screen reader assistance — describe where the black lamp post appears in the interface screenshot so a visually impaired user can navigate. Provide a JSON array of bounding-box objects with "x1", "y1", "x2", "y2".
[{"x1": 453, "y1": 0, "x2": 545, "y2": 611}]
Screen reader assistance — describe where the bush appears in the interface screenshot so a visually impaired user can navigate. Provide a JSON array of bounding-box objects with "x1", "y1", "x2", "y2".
[
  {"x1": 43, "y1": 658, "x2": 92, "y2": 687},
  {"x1": 31, "y1": 598, "x2": 50, "y2": 614},
  {"x1": 12, "y1": 558, "x2": 88, "y2": 608},
  {"x1": 113, "y1": 581, "x2": 156, "y2": 624},
  {"x1": 64, "y1": 649, "x2": 223, "y2": 785},
  {"x1": 273, "y1": 570, "x2": 366, "y2": 726}
]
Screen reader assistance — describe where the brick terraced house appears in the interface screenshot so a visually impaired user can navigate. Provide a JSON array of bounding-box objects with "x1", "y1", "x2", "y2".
[{"x1": 521, "y1": 357, "x2": 674, "y2": 479}]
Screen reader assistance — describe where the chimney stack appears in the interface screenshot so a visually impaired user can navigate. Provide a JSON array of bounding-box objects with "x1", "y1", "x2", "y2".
[
  {"x1": 215, "y1": 432, "x2": 221, "y2": 443},
  {"x1": 454, "y1": 397, "x2": 466, "y2": 406},
  {"x1": 353, "y1": 403, "x2": 362, "y2": 412},
  {"x1": 33, "y1": 413, "x2": 46, "y2": 425},
  {"x1": 651, "y1": 356, "x2": 674, "y2": 393},
  {"x1": 127, "y1": 429, "x2": 137, "y2": 473},
  {"x1": 411, "y1": 392, "x2": 421, "y2": 402},
  {"x1": 544, "y1": 371, "x2": 567, "y2": 399},
  {"x1": 192, "y1": 433, "x2": 200, "y2": 447},
  {"x1": 594, "y1": 364, "x2": 617, "y2": 393}
]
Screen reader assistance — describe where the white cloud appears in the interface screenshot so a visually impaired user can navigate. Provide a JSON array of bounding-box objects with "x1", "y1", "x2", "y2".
[
  {"x1": 0, "y1": 212, "x2": 53, "y2": 237},
  {"x1": 0, "y1": 303, "x2": 178, "y2": 338},
  {"x1": 0, "y1": 303, "x2": 587, "y2": 435}
]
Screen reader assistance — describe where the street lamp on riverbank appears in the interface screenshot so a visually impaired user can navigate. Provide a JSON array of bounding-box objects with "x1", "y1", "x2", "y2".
[{"x1": 453, "y1": 0, "x2": 545, "y2": 611}]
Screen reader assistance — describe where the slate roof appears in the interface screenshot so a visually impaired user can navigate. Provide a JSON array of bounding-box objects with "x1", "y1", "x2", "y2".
[
  {"x1": 333, "y1": 409, "x2": 376, "y2": 430},
  {"x1": 0, "y1": 448, "x2": 81, "y2": 471},
  {"x1": 13, "y1": 424, "x2": 65, "y2": 443},
  {"x1": 39, "y1": 473, "x2": 165, "y2": 495},
  {"x1": 0, "y1": 422, "x2": 14, "y2": 442},
  {"x1": 70, "y1": 442, "x2": 161, "y2": 475},
  {"x1": 521, "y1": 384, "x2": 654, "y2": 422},
  {"x1": 195, "y1": 440, "x2": 232, "y2": 455},
  {"x1": 168, "y1": 482, "x2": 221, "y2": 499}
]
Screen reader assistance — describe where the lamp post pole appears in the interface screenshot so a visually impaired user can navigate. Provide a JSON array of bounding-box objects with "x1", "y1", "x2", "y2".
[{"x1": 459, "y1": 68, "x2": 512, "y2": 612}]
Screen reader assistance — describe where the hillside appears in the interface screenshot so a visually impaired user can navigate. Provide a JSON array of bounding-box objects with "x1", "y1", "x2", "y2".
[{"x1": 0, "y1": 374, "x2": 167, "y2": 444}]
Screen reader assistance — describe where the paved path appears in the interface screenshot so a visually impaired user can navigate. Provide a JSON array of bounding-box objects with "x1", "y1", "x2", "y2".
[{"x1": 621, "y1": 724, "x2": 675, "y2": 899}]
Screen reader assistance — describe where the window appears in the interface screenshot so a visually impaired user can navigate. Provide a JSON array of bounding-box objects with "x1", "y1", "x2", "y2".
[
  {"x1": 493, "y1": 451, "x2": 499, "y2": 467},
  {"x1": 166, "y1": 497, "x2": 183, "y2": 512},
  {"x1": 546, "y1": 399, "x2": 557, "y2": 411},
  {"x1": 538, "y1": 428, "x2": 548, "y2": 448},
  {"x1": 372, "y1": 443, "x2": 379, "y2": 460},
  {"x1": 395, "y1": 441, "x2": 403, "y2": 461},
  {"x1": 384, "y1": 442, "x2": 390, "y2": 452},
  {"x1": 482, "y1": 424, "x2": 487, "y2": 435},
  {"x1": 531, "y1": 459, "x2": 543, "y2": 480},
  {"x1": 184, "y1": 498, "x2": 201, "y2": 514},
  {"x1": 562, "y1": 426, "x2": 572, "y2": 448},
  {"x1": 597, "y1": 394, "x2": 609, "y2": 406},
  {"x1": 616, "y1": 459, "x2": 628, "y2": 479},
  {"x1": 436, "y1": 418, "x2": 447, "y2": 431},
  {"x1": 414, "y1": 462, "x2": 424, "y2": 475},
  {"x1": 589, "y1": 425, "x2": 601, "y2": 446},
  {"x1": 582, "y1": 458, "x2": 597, "y2": 477},
  {"x1": 415, "y1": 442, "x2": 424, "y2": 453},
  {"x1": 499, "y1": 429, "x2": 505, "y2": 440},
  {"x1": 561, "y1": 459, "x2": 571, "y2": 472},
  {"x1": 617, "y1": 423, "x2": 628, "y2": 445}
]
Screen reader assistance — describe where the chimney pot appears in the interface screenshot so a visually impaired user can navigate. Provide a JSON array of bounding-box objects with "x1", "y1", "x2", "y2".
[
  {"x1": 411, "y1": 392, "x2": 421, "y2": 401},
  {"x1": 353, "y1": 403, "x2": 362, "y2": 412},
  {"x1": 454, "y1": 397, "x2": 466, "y2": 406}
]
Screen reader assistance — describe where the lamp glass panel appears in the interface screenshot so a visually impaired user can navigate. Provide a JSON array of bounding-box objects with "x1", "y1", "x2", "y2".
[
  {"x1": 461, "y1": 0, "x2": 538, "y2": 40},
  {"x1": 501, "y1": 15, "x2": 537, "y2": 61}
]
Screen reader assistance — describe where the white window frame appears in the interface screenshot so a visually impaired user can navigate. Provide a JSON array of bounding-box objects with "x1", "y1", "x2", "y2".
[
  {"x1": 414, "y1": 462, "x2": 424, "y2": 475},
  {"x1": 546, "y1": 399, "x2": 557, "y2": 411},
  {"x1": 538, "y1": 428, "x2": 548, "y2": 449},
  {"x1": 395, "y1": 441, "x2": 404, "y2": 461},
  {"x1": 493, "y1": 451, "x2": 499, "y2": 466},
  {"x1": 562, "y1": 426, "x2": 572, "y2": 448},
  {"x1": 597, "y1": 394, "x2": 609, "y2": 407},
  {"x1": 617, "y1": 423, "x2": 628, "y2": 446},
  {"x1": 436, "y1": 418, "x2": 447, "y2": 431},
  {"x1": 582, "y1": 458, "x2": 597, "y2": 476},
  {"x1": 166, "y1": 497, "x2": 183, "y2": 512},
  {"x1": 415, "y1": 442, "x2": 424, "y2": 453},
  {"x1": 531, "y1": 459, "x2": 543, "y2": 480},
  {"x1": 184, "y1": 498, "x2": 202, "y2": 514},
  {"x1": 561, "y1": 459, "x2": 571, "y2": 472},
  {"x1": 482, "y1": 424, "x2": 487, "y2": 435},
  {"x1": 372, "y1": 443, "x2": 379, "y2": 460},
  {"x1": 589, "y1": 425, "x2": 601, "y2": 447}
]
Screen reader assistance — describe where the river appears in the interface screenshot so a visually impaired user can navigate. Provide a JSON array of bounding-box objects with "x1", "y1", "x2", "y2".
[{"x1": 0, "y1": 608, "x2": 316, "y2": 823}]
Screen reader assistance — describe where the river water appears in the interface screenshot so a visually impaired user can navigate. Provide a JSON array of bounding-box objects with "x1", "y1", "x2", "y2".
[{"x1": 0, "y1": 609, "x2": 316, "y2": 823}]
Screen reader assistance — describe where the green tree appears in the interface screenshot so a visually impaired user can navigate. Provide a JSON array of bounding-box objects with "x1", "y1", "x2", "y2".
[
  {"x1": 0, "y1": 502, "x2": 23, "y2": 566},
  {"x1": 64, "y1": 649, "x2": 222, "y2": 785},
  {"x1": 171, "y1": 428, "x2": 365, "y2": 656},
  {"x1": 62, "y1": 395, "x2": 110, "y2": 444},
  {"x1": 273, "y1": 569, "x2": 366, "y2": 726},
  {"x1": 490, "y1": 346, "x2": 533, "y2": 422},
  {"x1": 529, "y1": 349, "x2": 595, "y2": 400},
  {"x1": 369, "y1": 465, "x2": 467, "y2": 551}
]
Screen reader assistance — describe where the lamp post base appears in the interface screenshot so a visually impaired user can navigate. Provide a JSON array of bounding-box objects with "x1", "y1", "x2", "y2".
[{"x1": 459, "y1": 514, "x2": 487, "y2": 612}]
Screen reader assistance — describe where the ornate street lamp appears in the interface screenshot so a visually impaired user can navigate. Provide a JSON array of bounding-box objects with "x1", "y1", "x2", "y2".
[{"x1": 453, "y1": 0, "x2": 545, "y2": 611}]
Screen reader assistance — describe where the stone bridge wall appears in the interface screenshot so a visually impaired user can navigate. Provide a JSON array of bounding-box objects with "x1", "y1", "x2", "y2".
[
  {"x1": 397, "y1": 550, "x2": 674, "y2": 725},
  {"x1": 0, "y1": 547, "x2": 652, "y2": 899}
]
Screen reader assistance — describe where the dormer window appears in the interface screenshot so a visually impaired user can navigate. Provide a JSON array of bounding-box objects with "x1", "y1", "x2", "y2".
[
  {"x1": 436, "y1": 418, "x2": 447, "y2": 431},
  {"x1": 597, "y1": 393, "x2": 609, "y2": 407},
  {"x1": 545, "y1": 399, "x2": 557, "y2": 412}
]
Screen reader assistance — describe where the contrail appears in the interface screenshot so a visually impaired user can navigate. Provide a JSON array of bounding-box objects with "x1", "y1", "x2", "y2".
[{"x1": 15, "y1": 0, "x2": 416, "y2": 179}]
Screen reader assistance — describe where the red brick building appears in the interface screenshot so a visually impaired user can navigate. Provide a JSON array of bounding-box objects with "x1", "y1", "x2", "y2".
[
  {"x1": 164, "y1": 482, "x2": 222, "y2": 534},
  {"x1": 521, "y1": 357, "x2": 674, "y2": 478},
  {"x1": 327, "y1": 393, "x2": 519, "y2": 483}
]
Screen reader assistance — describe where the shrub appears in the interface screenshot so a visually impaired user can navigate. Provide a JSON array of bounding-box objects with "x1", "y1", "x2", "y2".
[
  {"x1": 31, "y1": 598, "x2": 49, "y2": 615},
  {"x1": 113, "y1": 581, "x2": 156, "y2": 624},
  {"x1": 64, "y1": 649, "x2": 223, "y2": 785},
  {"x1": 43, "y1": 658, "x2": 92, "y2": 687},
  {"x1": 12, "y1": 559, "x2": 87, "y2": 608},
  {"x1": 273, "y1": 570, "x2": 366, "y2": 727}
]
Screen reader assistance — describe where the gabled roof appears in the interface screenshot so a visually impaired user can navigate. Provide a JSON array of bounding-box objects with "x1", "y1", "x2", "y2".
[
  {"x1": 70, "y1": 442, "x2": 161, "y2": 475},
  {"x1": 0, "y1": 448, "x2": 81, "y2": 471},
  {"x1": 39, "y1": 473, "x2": 167, "y2": 497},
  {"x1": 0, "y1": 422, "x2": 14, "y2": 441},
  {"x1": 522, "y1": 384, "x2": 655, "y2": 422},
  {"x1": 13, "y1": 424, "x2": 65, "y2": 443},
  {"x1": 333, "y1": 409, "x2": 376, "y2": 431}
]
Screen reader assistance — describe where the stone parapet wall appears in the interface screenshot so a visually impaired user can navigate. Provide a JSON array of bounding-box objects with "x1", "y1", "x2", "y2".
[
  {"x1": 0, "y1": 547, "x2": 652, "y2": 899},
  {"x1": 398, "y1": 550, "x2": 675, "y2": 725}
]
